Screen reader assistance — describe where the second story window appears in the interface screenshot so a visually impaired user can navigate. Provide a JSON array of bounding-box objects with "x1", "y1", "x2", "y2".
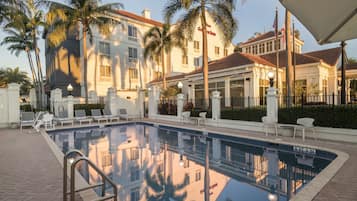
[
  {"x1": 128, "y1": 25, "x2": 137, "y2": 40},
  {"x1": 128, "y1": 47, "x2": 138, "y2": 62},
  {"x1": 182, "y1": 55, "x2": 188, "y2": 65},
  {"x1": 215, "y1": 46, "x2": 220, "y2": 56},
  {"x1": 224, "y1": 48, "x2": 228, "y2": 56},
  {"x1": 247, "y1": 46, "x2": 251, "y2": 54},
  {"x1": 194, "y1": 57, "x2": 200, "y2": 67},
  {"x1": 194, "y1": 41, "x2": 200, "y2": 51},
  {"x1": 130, "y1": 148, "x2": 139, "y2": 160},
  {"x1": 259, "y1": 44, "x2": 265, "y2": 54},
  {"x1": 99, "y1": 41, "x2": 111, "y2": 78},
  {"x1": 267, "y1": 41, "x2": 273, "y2": 52}
]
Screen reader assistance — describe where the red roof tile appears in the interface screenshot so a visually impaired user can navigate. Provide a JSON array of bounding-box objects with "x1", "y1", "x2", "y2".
[
  {"x1": 113, "y1": 10, "x2": 163, "y2": 27},
  {"x1": 241, "y1": 31, "x2": 280, "y2": 45},
  {"x1": 304, "y1": 47, "x2": 341, "y2": 66}
]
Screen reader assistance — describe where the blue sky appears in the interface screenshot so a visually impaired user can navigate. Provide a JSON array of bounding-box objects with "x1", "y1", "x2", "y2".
[{"x1": 0, "y1": 0, "x2": 356, "y2": 75}]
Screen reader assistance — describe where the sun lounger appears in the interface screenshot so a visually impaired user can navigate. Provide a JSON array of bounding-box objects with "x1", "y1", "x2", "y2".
[
  {"x1": 91, "y1": 109, "x2": 108, "y2": 123},
  {"x1": 118, "y1": 108, "x2": 130, "y2": 121},
  {"x1": 55, "y1": 111, "x2": 74, "y2": 126},
  {"x1": 102, "y1": 109, "x2": 120, "y2": 122},
  {"x1": 262, "y1": 116, "x2": 278, "y2": 136},
  {"x1": 20, "y1": 111, "x2": 35, "y2": 131},
  {"x1": 74, "y1": 110, "x2": 92, "y2": 125},
  {"x1": 294, "y1": 118, "x2": 316, "y2": 141}
]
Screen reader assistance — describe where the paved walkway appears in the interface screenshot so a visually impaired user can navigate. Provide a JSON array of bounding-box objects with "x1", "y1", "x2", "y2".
[{"x1": 0, "y1": 121, "x2": 356, "y2": 201}]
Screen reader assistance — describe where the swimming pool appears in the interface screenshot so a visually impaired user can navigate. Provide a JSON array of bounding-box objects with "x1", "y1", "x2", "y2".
[{"x1": 48, "y1": 122, "x2": 336, "y2": 201}]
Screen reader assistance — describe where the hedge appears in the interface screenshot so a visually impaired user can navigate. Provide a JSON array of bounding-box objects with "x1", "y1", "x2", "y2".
[
  {"x1": 74, "y1": 104, "x2": 105, "y2": 116},
  {"x1": 220, "y1": 105, "x2": 357, "y2": 129}
]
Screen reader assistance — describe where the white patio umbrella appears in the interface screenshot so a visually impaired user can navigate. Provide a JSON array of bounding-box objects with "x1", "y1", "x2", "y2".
[
  {"x1": 279, "y1": 0, "x2": 357, "y2": 104},
  {"x1": 279, "y1": 0, "x2": 357, "y2": 44}
]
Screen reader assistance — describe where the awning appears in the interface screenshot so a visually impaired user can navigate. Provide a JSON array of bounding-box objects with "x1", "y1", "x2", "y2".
[{"x1": 279, "y1": 0, "x2": 357, "y2": 44}]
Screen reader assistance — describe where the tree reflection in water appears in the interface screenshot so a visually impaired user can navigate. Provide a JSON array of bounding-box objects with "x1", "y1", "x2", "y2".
[{"x1": 145, "y1": 169, "x2": 189, "y2": 200}]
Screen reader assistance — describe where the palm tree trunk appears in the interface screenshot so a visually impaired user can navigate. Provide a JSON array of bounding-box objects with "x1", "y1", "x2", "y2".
[
  {"x1": 83, "y1": 28, "x2": 88, "y2": 103},
  {"x1": 33, "y1": 31, "x2": 45, "y2": 109},
  {"x1": 285, "y1": 10, "x2": 293, "y2": 107},
  {"x1": 161, "y1": 50, "x2": 167, "y2": 90},
  {"x1": 26, "y1": 49, "x2": 40, "y2": 108},
  {"x1": 201, "y1": 1, "x2": 209, "y2": 109}
]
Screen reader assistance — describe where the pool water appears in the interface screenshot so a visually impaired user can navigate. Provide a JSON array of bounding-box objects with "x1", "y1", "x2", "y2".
[{"x1": 48, "y1": 123, "x2": 336, "y2": 201}]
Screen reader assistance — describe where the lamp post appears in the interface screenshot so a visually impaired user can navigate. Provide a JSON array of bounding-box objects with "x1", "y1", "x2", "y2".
[
  {"x1": 67, "y1": 84, "x2": 73, "y2": 96},
  {"x1": 177, "y1": 81, "x2": 183, "y2": 94},
  {"x1": 268, "y1": 72, "x2": 275, "y2": 88}
]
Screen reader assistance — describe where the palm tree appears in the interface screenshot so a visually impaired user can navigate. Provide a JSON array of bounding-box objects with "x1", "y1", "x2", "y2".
[
  {"x1": 44, "y1": 0, "x2": 123, "y2": 103},
  {"x1": 164, "y1": 0, "x2": 237, "y2": 109},
  {"x1": 0, "y1": 67, "x2": 32, "y2": 95},
  {"x1": 144, "y1": 24, "x2": 184, "y2": 90},
  {"x1": 285, "y1": 10, "x2": 293, "y2": 107}
]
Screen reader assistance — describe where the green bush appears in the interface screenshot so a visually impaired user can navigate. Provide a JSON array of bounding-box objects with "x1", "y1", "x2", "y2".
[
  {"x1": 221, "y1": 105, "x2": 357, "y2": 129},
  {"x1": 74, "y1": 104, "x2": 105, "y2": 116},
  {"x1": 20, "y1": 104, "x2": 33, "y2": 112}
]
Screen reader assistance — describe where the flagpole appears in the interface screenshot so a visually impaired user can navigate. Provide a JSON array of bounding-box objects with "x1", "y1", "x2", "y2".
[{"x1": 275, "y1": 8, "x2": 279, "y2": 90}]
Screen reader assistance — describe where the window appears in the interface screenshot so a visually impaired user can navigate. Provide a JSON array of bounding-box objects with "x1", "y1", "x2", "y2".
[
  {"x1": 267, "y1": 41, "x2": 273, "y2": 52},
  {"x1": 129, "y1": 68, "x2": 138, "y2": 79},
  {"x1": 130, "y1": 166, "x2": 140, "y2": 182},
  {"x1": 215, "y1": 46, "x2": 220, "y2": 55},
  {"x1": 253, "y1": 45, "x2": 258, "y2": 54},
  {"x1": 194, "y1": 57, "x2": 200, "y2": 67},
  {"x1": 99, "y1": 42, "x2": 111, "y2": 78},
  {"x1": 259, "y1": 44, "x2": 265, "y2": 54},
  {"x1": 259, "y1": 79, "x2": 270, "y2": 105},
  {"x1": 128, "y1": 25, "x2": 137, "y2": 40},
  {"x1": 101, "y1": 151, "x2": 112, "y2": 167},
  {"x1": 182, "y1": 55, "x2": 188, "y2": 65},
  {"x1": 130, "y1": 148, "x2": 139, "y2": 160},
  {"x1": 275, "y1": 40, "x2": 281, "y2": 50},
  {"x1": 224, "y1": 48, "x2": 228, "y2": 56},
  {"x1": 184, "y1": 159, "x2": 189, "y2": 168},
  {"x1": 130, "y1": 188, "x2": 140, "y2": 201},
  {"x1": 195, "y1": 170, "x2": 201, "y2": 181},
  {"x1": 128, "y1": 47, "x2": 138, "y2": 62},
  {"x1": 194, "y1": 40, "x2": 200, "y2": 51},
  {"x1": 247, "y1": 46, "x2": 251, "y2": 54}
]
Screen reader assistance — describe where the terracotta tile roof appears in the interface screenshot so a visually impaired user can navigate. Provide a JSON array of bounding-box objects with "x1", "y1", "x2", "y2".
[
  {"x1": 339, "y1": 62, "x2": 357, "y2": 71},
  {"x1": 304, "y1": 47, "x2": 341, "y2": 66},
  {"x1": 261, "y1": 51, "x2": 320, "y2": 67},
  {"x1": 149, "y1": 73, "x2": 186, "y2": 84},
  {"x1": 113, "y1": 10, "x2": 163, "y2": 27},
  {"x1": 241, "y1": 31, "x2": 281, "y2": 45}
]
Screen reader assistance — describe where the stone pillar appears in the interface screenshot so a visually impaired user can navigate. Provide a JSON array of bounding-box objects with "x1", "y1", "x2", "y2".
[
  {"x1": 29, "y1": 88, "x2": 37, "y2": 109},
  {"x1": 137, "y1": 89, "x2": 145, "y2": 119},
  {"x1": 212, "y1": 138, "x2": 221, "y2": 162},
  {"x1": 148, "y1": 86, "x2": 159, "y2": 118},
  {"x1": 225, "y1": 78, "x2": 231, "y2": 107},
  {"x1": 67, "y1": 95, "x2": 74, "y2": 118},
  {"x1": 88, "y1": 90, "x2": 98, "y2": 104},
  {"x1": 244, "y1": 77, "x2": 251, "y2": 107},
  {"x1": 53, "y1": 88, "x2": 62, "y2": 117},
  {"x1": 107, "y1": 87, "x2": 118, "y2": 115},
  {"x1": 7, "y1": 83, "x2": 20, "y2": 124},
  {"x1": 267, "y1": 87, "x2": 278, "y2": 122},
  {"x1": 177, "y1": 93, "x2": 185, "y2": 119},
  {"x1": 211, "y1": 91, "x2": 221, "y2": 121}
]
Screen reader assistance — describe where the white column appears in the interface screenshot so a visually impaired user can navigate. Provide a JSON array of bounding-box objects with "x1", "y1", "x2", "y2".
[
  {"x1": 29, "y1": 88, "x2": 37, "y2": 109},
  {"x1": 88, "y1": 90, "x2": 98, "y2": 104},
  {"x1": 67, "y1": 95, "x2": 74, "y2": 119},
  {"x1": 211, "y1": 91, "x2": 221, "y2": 121},
  {"x1": 225, "y1": 78, "x2": 231, "y2": 107},
  {"x1": 267, "y1": 87, "x2": 278, "y2": 122},
  {"x1": 7, "y1": 83, "x2": 20, "y2": 124},
  {"x1": 177, "y1": 93, "x2": 185, "y2": 119},
  {"x1": 263, "y1": 148, "x2": 279, "y2": 187},
  {"x1": 244, "y1": 77, "x2": 251, "y2": 107},
  {"x1": 212, "y1": 138, "x2": 221, "y2": 162},
  {"x1": 148, "y1": 86, "x2": 159, "y2": 118},
  {"x1": 137, "y1": 89, "x2": 145, "y2": 119},
  {"x1": 107, "y1": 87, "x2": 118, "y2": 115},
  {"x1": 53, "y1": 88, "x2": 62, "y2": 117}
]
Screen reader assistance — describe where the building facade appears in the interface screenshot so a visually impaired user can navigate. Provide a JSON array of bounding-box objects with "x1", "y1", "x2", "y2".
[{"x1": 45, "y1": 9, "x2": 234, "y2": 97}]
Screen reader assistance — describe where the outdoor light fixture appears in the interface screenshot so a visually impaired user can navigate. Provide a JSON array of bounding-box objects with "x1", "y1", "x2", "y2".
[
  {"x1": 267, "y1": 72, "x2": 275, "y2": 87},
  {"x1": 68, "y1": 158, "x2": 75, "y2": 164},
  {"x1": 67, "y1": 84, "x2": 73, "y2": 95},
  {"x1": 179, "y1": 154, "x2": 184, "y2": 167},
  {"x1": 177, "y1": 81, "x2": 183, "y2": 93},
  {"x1": 148, "y1": 87, "x2": 152, "y2": 91},
  {"x1": 268, "y1": 185, "x2": 278, "y2": 201}
]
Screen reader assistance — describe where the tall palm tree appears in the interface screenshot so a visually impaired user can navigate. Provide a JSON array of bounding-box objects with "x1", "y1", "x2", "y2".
[
  {"x1": 164, "y1": 0, "x2": 237, "y2": 109},
  {"x1": 44, "y1": 0, "x2": 123, "y2": 103},
  {"x1": 285, "y1": 10, "x2": 293, "y2": 107},
  {"x1": 0, "y1": 67, "x2": 32, "y2": 95},
  {"x1": 144, "y1": 24, "x2": 184, "y2": 90}
]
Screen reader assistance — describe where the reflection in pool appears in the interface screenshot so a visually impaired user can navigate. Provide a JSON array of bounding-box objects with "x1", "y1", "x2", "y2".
[{"x1": 48, "y1": 123, "x2": 336, "y2": 201}]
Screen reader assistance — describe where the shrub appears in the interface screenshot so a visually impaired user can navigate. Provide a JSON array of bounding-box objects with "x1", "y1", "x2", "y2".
[
  {"x1": 20, "y1": 104, "x2": 33, "y2": 112},
  {"x1": 221, "y1": 107, "x2": 266, "y2": 122},
  {"x1": 74, "y1": 104, "x2": 105, "y2": 116}
]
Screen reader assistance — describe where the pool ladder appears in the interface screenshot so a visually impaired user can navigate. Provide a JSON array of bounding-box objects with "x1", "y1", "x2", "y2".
[{"x1": 63, "y1": 149, "x2": 118, "y2": 201}]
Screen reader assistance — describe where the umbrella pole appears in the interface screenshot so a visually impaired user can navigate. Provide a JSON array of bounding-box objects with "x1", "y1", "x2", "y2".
[{"x1": 341, "y1": 41, "x2": 346, "y2": 104}]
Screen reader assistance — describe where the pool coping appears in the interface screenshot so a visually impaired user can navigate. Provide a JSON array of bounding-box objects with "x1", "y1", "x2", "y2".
[{"x1": 42, "y1": 120, "x2": 349, "y2": 201}]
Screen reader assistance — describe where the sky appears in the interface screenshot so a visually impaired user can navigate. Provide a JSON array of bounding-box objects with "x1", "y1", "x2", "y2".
[{"x1": 0, "y1": 0, "x2": 356, "y2": 75}]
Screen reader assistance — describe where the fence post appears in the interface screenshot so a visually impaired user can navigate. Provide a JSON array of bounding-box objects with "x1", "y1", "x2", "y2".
[
  {"x1": 177, "y1": 93, "x2": 185, "y2": 119},
  {"x1": 211, "y1": 91, "x2": 221, "y2": 121},
  {"x1": 266, "y1": 87, "x2": 278, "y2": 123},
  {"x1": 301, "y1": 94, "x2": 304, "y2": 109},
  {"x1": 332, "y1": 92, "x2": 335, "y2": 106},
  {"x1": 67, "y1": 95, "x2": 74, "y2": 119}
]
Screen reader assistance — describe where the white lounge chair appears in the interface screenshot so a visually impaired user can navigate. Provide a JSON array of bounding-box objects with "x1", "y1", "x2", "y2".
[
  {"x1": 102, "y1": 109, "x2": 120, "y2": 122},
  {"x1": 118, "y1": 108, "x2": 130, "y2": 121},
  {"x1": 55, "y1": 111, "x2": 74, "y2": 126},
  {"x1": 42, "y1": 113, "x2": 55, "y2": 130},
  {"x1": 181, "y1": 111, "x2": 191, "y2": 124},
  {"x1": 294, "y1": 118, "x2": 316, "y2": 141},
  {"x1": 262, "y1": 116, "x2": 278, "y2": 136},
  {"x1": 197, "y1": 112, "x2": 207, "y2": 126},
  {"x1": 74, "y1": 110, "x2": 92, "y2": 125},
  {"x1": 20, "y1": 112, "x2": 35, "y2": 131},
  {"x1": 91, "y1": 109, "x2": 108, "y2": 123}
]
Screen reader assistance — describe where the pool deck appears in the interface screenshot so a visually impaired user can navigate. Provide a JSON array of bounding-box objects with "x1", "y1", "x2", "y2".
[{"x1": 0, "y1": 120, "x2": 356, "y2": 201}]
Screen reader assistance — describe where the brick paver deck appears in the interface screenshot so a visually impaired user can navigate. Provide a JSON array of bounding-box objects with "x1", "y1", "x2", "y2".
[{"x1": 0, "y1": 121, "x2": 356, "y2": 201}]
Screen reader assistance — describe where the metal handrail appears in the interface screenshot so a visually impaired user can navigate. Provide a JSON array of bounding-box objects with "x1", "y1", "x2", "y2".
[
  {"x1": 63, "y1": 149, "x2": 118, "y2": 201},
  {"x1": 70, "y1": 157, "x2": 118, "y2": 201}
]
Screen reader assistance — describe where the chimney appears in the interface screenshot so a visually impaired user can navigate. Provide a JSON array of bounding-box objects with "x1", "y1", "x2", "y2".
[{"x1": 142, "y1": 9, "x2": 151, "y2": 19}]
